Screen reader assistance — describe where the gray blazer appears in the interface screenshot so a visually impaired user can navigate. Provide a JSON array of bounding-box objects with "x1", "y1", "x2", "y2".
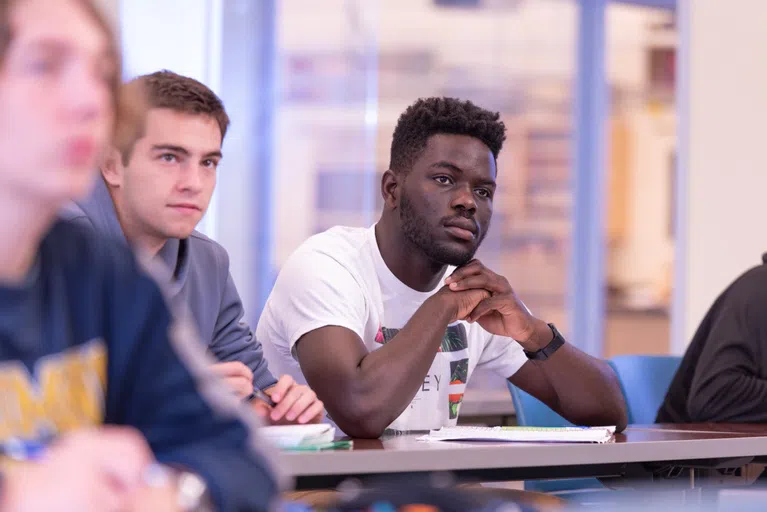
[{"x1": 61, "y1": 178, "x2": 277, "y2": 390}]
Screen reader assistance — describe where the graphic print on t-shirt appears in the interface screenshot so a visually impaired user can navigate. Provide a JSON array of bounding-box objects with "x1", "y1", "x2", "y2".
[
  {"x1": 0, "y1": 338, "x2": 107, "y2": 472},
  {"x1": 375, "y1": 323, "x2": 468, "y2": 352},
  {"x1": 449, "y1": 358, "x2": 469, "y2": 419},
  {"x1": 376, "y1": 323, "x2": 469, "y2": 420}
]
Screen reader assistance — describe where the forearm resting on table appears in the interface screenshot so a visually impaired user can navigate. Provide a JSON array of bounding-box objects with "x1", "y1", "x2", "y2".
[
  {"x1": 298, "y1": 295, "x2": 454, "y2": 438},
  {"x1": 533, "y1": 344, "x2": 627, "y2": 431}
]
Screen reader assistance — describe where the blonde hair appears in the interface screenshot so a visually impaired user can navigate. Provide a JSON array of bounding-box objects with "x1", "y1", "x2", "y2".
[{"x1": 0, "y1": 0, "x2": 145, "y2": 151}]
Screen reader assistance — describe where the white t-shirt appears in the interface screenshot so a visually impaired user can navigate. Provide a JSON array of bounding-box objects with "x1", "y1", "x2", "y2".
[{"x1": 257, "y1": 225, "x2": 527, "y2": 433}]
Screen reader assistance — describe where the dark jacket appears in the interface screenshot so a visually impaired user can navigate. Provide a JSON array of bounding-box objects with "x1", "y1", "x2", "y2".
[
  {"x1": 0, "y1": 220, "x2": 281, "y2": 510},
  {"x1": 657, "y1": 256, "x2": 767, "y2": 423}
]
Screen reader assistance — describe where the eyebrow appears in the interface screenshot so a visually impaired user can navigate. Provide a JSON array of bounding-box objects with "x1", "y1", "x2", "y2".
[
  {"x1": 431, "y1": 160, "x2": 464, "y2": 173},
  {"x1": 25, "y1": 38, "x2": 72, "y2": 54},
  {"x1": 430, "y1": 160, "x2": 496, "y2": 187},
  {"x1": 26, "y1": 37, "x2": 112, "y2": 62},
  {"x1": 151, "y1": 145, "x2": 223, "y2": 159}
]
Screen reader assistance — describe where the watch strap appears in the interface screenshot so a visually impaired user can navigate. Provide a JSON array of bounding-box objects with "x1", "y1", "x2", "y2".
[{"x1": 523, "y1": 323, "x2": 566, "y2": 361}]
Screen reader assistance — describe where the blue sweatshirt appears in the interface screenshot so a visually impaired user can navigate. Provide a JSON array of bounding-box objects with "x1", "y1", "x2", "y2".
[
  {"x1": 0, "y1": 220, "x2": 280, "y2": 511},
  {"x1": 61, "y1": 178, "x2": 277, "y2": 391}
]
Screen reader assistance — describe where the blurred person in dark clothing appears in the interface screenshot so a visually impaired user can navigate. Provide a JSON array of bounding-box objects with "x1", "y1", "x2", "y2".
[{"x1": 658, "y1": 255, "x2": 767, "y2": 424}]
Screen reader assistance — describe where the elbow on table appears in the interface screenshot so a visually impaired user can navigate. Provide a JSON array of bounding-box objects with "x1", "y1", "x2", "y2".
[
  {"x1": 330, "y1": 402, "x2": 391, "y2": 439},
  {"x1": 581, "y1": 393, "x2": 627, "y2": 433},
  {"x1": 613, "y1": 405, "x2": 629, "y2": 433},
  {"x1": 605, "y1": 369, "x2": 629, "y2": 432},
  {"x1": 609, "y1": 388, "x2": 629, "y2": 432},
  {"x1": 334, "y1": 415, "x2": 388, "y2": 439}
]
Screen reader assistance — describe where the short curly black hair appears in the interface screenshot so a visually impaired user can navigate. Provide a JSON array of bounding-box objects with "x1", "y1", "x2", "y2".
[{"x1": 389, "y1": 97, "x2": 506, "y2": 174}]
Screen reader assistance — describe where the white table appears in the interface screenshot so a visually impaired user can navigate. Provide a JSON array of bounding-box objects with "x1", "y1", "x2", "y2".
[{"x1": 279, "y1": 425, "x2": 767, "y2": 489}]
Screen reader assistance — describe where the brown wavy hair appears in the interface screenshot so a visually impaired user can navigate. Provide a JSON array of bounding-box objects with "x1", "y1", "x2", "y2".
[
  {"x1": 0, "y1": 0, "x2": 145, "y2": 152},
  {"x1": 120, "y1": 70, "x2": 229, "y2": 164}
]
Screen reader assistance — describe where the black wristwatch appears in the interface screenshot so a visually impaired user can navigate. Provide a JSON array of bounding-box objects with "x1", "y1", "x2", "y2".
[{"x1": 523, "y1": 323, "x2": 566, "y2": 361}]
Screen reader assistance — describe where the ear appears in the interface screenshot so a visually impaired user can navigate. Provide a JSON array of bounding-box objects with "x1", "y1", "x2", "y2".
[
  {"x1": 381, "y1": 169, "x2": 401, "y2": 209},
  {"x1": 100, "y1": 147, "x2": 125, "y2": 188}
]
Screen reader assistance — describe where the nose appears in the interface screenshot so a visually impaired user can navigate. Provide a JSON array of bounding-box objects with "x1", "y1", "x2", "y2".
[
  {"x1": 450, "y1": 183, "x2": 477, "y2": 215},
  {"x1": 178, "y1": 164, "x2": 204, "y2": 194}
]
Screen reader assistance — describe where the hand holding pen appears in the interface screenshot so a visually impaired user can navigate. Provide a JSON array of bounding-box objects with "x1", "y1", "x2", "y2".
[
  {"x1": 210, "y1": 361, "x2": 324, "y2": 425},
  {"x1": 250, "y1": 375, "x2": 325, "y2": 425}
]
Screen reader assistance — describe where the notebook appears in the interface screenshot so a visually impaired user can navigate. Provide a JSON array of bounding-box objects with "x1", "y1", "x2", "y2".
[
  {"x1": 421, "y1": 425, "x2": 616, "y2": 444},
  {"x1": 259, "y1": 424, "x2": 336, "y2": 449}
]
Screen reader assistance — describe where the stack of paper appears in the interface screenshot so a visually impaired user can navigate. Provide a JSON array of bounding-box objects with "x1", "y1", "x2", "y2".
[
  {"x1": 259, "y1": 424, "x2": 336, "y2": 449},
  {"x1": 421, "y1": 426, "x2": 616, "y2": 444}
]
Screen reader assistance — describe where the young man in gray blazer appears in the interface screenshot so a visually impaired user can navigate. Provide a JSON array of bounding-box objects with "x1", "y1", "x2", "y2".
[{"x1": 64, "y1": 70, "x2": 323, "y2": 426}]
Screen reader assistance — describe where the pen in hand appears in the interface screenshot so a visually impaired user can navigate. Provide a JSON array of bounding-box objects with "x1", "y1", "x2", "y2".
[{"x1": 246, "y1": 388, "x2": 276, "y2": 407}]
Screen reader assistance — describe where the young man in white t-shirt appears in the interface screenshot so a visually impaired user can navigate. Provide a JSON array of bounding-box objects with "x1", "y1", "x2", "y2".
[{"x1": 258, "y1": 97, "x2": 628, "y2": 438}]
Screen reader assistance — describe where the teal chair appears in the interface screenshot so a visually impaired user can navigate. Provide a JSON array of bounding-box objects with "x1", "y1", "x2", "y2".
[
  {"x1": 509, "y1": 384, "x2": 573, "y2": 428},
  {"x1": 507, "y1": 354, "x2": 682, "y2": 498},
  {"x1": 607, "y1": 355, "x2": 682, "y2": 425}
]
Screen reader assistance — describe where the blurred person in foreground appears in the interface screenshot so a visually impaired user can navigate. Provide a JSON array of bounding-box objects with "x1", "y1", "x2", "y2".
[
  {"x1": 63, "y1": 70, "x2": 324, "y2": 426},
  {"x1": 0, "y1": 0, "x2": 280, "y2": 510},
  {"x1": 258, "y1": 97, "x2": 627, "y2": 439}
]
